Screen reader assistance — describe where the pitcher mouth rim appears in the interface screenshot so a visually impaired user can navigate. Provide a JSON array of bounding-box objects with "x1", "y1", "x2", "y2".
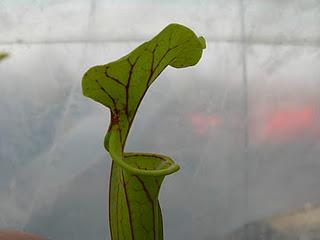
[{"x1": 112, "y1": 152, "x2": 180, "y2": 176}]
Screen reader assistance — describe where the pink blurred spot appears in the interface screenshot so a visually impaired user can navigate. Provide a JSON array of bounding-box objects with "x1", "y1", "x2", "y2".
[
  {"x1": 187, "y1": 112, "x2": 219, "y2": 136},
  {"x1": 261, "y1": 106, "x2": 317, "y2": 141}
]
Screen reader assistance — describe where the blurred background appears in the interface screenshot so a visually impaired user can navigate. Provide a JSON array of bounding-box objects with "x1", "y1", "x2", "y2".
[{"x1": 0, "y1": 0, "x2": 320, "y2": 239}]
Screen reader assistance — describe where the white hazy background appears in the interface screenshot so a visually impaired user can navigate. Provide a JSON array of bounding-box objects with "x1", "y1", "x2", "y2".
[{"x1": 0, "y1": 0, "x2": 320, "y2": 239}]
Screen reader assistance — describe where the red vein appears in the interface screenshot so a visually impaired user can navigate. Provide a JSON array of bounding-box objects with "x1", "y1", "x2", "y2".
[
  {"x1": 125, "y1": 57, "x2": 140, "y2": 117},
  {"x1": 105, "y1": 68, "x2": 126, "y2": 87},
  {"x1": 122, "y1": 171, "x2": 135, "y2": 240},
  {"x1": 134, "y1": 175, "x2": 156, "y2": 239},
  {"x1": 94, "y1": 79, "x2": 117, "y2": 109}
]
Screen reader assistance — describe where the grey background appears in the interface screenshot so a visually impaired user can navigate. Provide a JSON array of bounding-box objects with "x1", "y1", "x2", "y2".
[{"x1": 0, "y1": 0, "x2": 320, "y2": 239}]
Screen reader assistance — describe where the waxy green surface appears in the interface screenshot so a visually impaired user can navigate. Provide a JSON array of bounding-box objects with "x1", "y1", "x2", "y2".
[{"x1": 82, "y1": 23, "x2": 205, "y2": 240}]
